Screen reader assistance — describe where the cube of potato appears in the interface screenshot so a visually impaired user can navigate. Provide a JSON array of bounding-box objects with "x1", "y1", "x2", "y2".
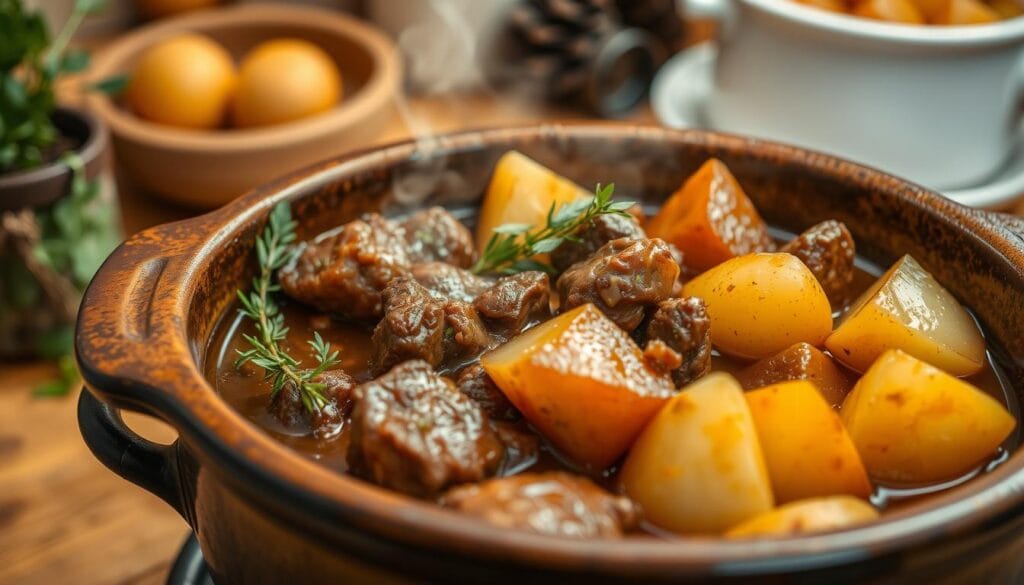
[
  {"x1": 481, "y1": 303, "x2": 675, "y2": 471},
  {"x1": 726, "y1": 496, "x2": 878, "y2": 538},
  {"x1": 620, "y1": 373, "x2": 774, "y2": 534},
  {"x1": 746, "y1": 381, "x2": 872, "y2": 503},
  {"x1": 476, "y1": 151, "x2": 590, "y2": 252},
  {"x1": 825, "y1": 254, "x2": 985, "y2": 377},
  {"x1": 736, "y1": 342, "x2": 852, "y2": 408},
  {"x1": 933, "y1": 0, "x2": 999, "y2": 24},
  {"x1": 682, "y1": 253, "x2": 833, "y2": 360},
  {"x1": 646, "y1": 159, "x2": 774, "y2": 273},
  {"x1": 854, "y1": 0, "x2": 926, "y2": 22},
  {"x1": 988, "y1": 0, "x2": 1023, "y2": 19},
  {"x1": 908, "y1": 0, "x2": 947, "y2": 19},
  {"x1": 841, "y1": 349, "x2": 1016, "y2": 484},
  {"x1": 795, "y1": 0, "x2": 849, "y2": 12}
]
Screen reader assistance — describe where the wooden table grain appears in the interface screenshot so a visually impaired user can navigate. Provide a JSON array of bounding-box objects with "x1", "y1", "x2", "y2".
[{"x1": 0, "y1": 94, "x2": 654, "y2": 585}]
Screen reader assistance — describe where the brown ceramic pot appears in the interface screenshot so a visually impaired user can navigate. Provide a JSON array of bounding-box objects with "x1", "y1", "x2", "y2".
[{"x1": 76, "y1": 124, "x2": 1024, "y2": 584}]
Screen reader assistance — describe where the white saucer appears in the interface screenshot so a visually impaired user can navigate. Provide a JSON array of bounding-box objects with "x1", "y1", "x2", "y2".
[{"x1": 650, "y1": 43, "x2": 1024, "y2": 209}]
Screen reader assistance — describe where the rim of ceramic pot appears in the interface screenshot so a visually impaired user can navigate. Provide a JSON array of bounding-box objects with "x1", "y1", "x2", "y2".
[
  {"x1": 0, "y1": 107, "x2": 107, "y2": 211},
  {"x1": 739, "y1": 0, "x2": 1024, "y2": 47},
  {"x1": 78, "y1": 123, "x2": 1024, "y2": 577},
  {"x1": 85, "y1": 3, "x2": 401, "y2": 153}
]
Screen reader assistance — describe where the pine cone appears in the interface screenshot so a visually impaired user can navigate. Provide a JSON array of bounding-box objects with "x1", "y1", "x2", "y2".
[
  {"x1": 486, "y1": 0, "x2": 660, "y2": 115},
  {"x1": 616, "y1": 0, "x2": 685, "y2": 55}
]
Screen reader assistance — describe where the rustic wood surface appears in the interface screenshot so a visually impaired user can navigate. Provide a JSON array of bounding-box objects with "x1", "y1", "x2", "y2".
[{"x1": 0, "y1": 93, "x2": 653, "y2": 585}]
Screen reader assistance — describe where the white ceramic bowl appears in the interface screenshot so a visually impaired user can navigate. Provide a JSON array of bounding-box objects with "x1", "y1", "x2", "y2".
[{"x1": 681, "y1": 0, "x2": 1024, "y2": 190}]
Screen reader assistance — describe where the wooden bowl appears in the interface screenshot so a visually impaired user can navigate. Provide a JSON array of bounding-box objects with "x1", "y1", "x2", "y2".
[
  {"x1": 76, "y1": 124, "x2": 1024, "y2": 583},
  {"x1": 87, "y1": 3, "x2": 400, "y2": 208}
]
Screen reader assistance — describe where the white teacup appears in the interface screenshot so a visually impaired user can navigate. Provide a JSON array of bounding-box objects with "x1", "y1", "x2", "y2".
[{"x1": 681, "y1": 0, "x2": 1024, "y2": 190}]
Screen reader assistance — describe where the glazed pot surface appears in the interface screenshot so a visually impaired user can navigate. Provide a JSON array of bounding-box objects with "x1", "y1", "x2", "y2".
[{"x1": 77, "y1": 124, "x2": 1024, "y2": 583}]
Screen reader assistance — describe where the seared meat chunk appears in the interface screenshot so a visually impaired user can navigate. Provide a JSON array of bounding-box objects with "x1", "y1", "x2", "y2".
[
  {"x1": 456, "y1": 364, "x2": 520, "y2": 422},
  {"x1": 280, "y1": 214, "x2": 411, "y2": 320},
  {"x1": 269, "y1": 369, "x2": 356, "y2": 440},
  {"x1": 782, "y1": 220, "x2": 855, "y2": 304},
  {"x1": 441, "y1": 472, "x2": 641, "y2": 538},
  {"x1": 557, "y1": 238, "x2": 679, "y2": 332},
  {"x1": 348, "y1": 361, "x2": 504, "y2": 497},
  {"x1": 400, "y1": 207, "x2": 476, "y2": 268},
  {"x1": 442, "y1": 300, "x2": 494, "y2": 361},
  {"x1": 644, "y1": 297, "x2": 712, "y2": 387},
  {"x1": 370, "y1": 278, "x2": 446, "y2": 375},
  {"x1": 412, "y1": 262, "x2": 494, "y2": 303},
  {"x1": 473, "y1": 271, "x2": 551, "y2": 336},
  {"x1": 551, "y1": 213, "x2": 647, "y2": 273},
  {"x1": 642, "y1": 339, "x2": 684, "y2": 379},
  {"x1": 492, "y1": 421, "x2": 539, "y2": 474}
]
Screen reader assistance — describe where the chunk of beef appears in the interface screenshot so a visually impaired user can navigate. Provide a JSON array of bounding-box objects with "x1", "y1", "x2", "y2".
[
  {"x1": 399, "y1": 207, "x2": 476, "y2": 268},
  {"x1": 370, "y1": 278, "x2": 446, "y2": 375},
  {"x1": 550, "y1": 213, "x2": 647, "y2": 273},
  {"x1": 279, "y1": 215, "x2": 411, "y2": 320},
  {"x1": 473, "y1": 271, "x2": 551, "y2": 336},
  {"x1": 348, "y1": 361, "x2": 504, "y2": 497},
  {"x1": 642, "y1": 339, "x2": 684, "y2": 379},
  {"x1": 412, "y1": 262, "x2": 494, "y2": 303},
  {"x1": 269, "y1": 369, "x2": 356, "y2": 440},
  {"x1": 441, "y1": 472, "x2": 642, "y2": 538},
  {"x1": 442, "y1": 300, "x2": 494, "y2": 362},
  {"x1": 557, "y1": 238, "x2": 679, "y2": 332},
  {"x1": 644, "y1": 297, "x2": 712, "y2": 387},
  {"x1": 782, "y1": 220, "x2": 855, "y2": 304},
  {"x1": 492, "y1": 421, "x2": 540, "y2": 474},
  {"x1": 456, "y1": 364, "x2": 520, "y2": 421}
]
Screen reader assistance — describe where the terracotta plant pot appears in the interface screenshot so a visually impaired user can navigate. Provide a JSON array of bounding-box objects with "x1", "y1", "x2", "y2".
[
  {"x1": 0, "y1": 107, "x2": 117, "y2": 357},
  {"x1": 76, "y1": 124, "x2": 1024, "y2": 583}
]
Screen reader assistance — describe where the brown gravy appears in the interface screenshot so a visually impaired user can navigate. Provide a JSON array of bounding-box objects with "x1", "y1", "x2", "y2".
[{"x1": 203, "y1": 247, "x2": 1020, "y2": 518}]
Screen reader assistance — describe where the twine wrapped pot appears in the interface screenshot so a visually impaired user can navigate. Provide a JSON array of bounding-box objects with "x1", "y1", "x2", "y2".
[{"x1": 0, "y1": 108, "x2": 120, "y2": 357}]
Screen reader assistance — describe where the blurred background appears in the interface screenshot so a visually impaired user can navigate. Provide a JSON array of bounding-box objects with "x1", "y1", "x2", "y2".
[{"x1": 0, "y1": 0, "x2": 1020, "y2": 583}]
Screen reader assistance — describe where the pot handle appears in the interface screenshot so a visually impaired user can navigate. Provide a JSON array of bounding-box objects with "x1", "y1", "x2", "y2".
[{"x1": 77, "y1": 389, "x2": 187, "y2": 520}]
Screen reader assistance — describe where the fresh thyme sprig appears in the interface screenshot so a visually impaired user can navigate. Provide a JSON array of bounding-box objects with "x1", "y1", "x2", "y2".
[
  {"x1": 234, "y1": 202, "x2": 339, "y2": 413},
  {"x1": 471, "y1": 183, "x2": 635, "y2": 275}
]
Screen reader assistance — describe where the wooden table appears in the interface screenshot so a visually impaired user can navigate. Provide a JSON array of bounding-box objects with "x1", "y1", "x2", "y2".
[{"x1": 0, "y1": 95, "x2": 654, "y2": 585}]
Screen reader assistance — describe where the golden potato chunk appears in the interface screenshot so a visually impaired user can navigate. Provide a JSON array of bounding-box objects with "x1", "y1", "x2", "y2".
[
  {"x1": 620, "y1": 373, "x2": 774, "y2": 534},
  {"x1": 726, "y1": 497, "x2": 878, "y2": 538},
  {"x1": 746, "y1": 381, "x2": 872, "y2": 503},
  {"x1": 933, "y1": 0, "x2": 1000, "y2": 23},
  {"x1": 854, "y1": 0, "x2": 926, "y2": 22},
  {"x1": 476, "y1": 151, "x2": 590, "y2": 252},
  {"x1": 841, "y1": 349, "x2": 1015, "y2": 484},
  {"x1": 682, "y1": 253, "x2": 833, "y2": 360},
  {"x1": 482, "y1": 304, "x2": 675, "y2": 471},
  {"x1": 825, "y1": 254, "x2": 985, "y2": 377}
]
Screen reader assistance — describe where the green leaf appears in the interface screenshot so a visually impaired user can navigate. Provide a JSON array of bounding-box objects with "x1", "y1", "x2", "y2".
[
  {"x1": 89, "y1": 74, "x2": 129, "y2": 95},
  {"x1": 76, "y1": 0, "x2": 110, "y2": 15},
  {"x1": 530, "y1": 237, "x2": 563, "y2": 254},
  {"x1": 492, "y1": 222, "x2": 533, "y2": 235},
  {"x1": 35, "y1": 325, "x2": 74, "y2": 359},
  {"x1": 60, "y1": 49, "x2": 89, "y2": 73}
]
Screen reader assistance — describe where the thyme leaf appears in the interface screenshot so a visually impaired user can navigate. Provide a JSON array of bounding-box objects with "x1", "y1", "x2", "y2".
[
  {"x1": 470, "y1": 183, "x2": 634, "y2": 275},
  {"x1": 234, "y1": 202, "x2": 339, "y2": 412}
]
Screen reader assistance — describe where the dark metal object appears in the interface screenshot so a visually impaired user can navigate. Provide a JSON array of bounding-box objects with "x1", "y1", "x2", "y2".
[{"x1": 166, "y1": 534, "x2": 215, "y2": 585}]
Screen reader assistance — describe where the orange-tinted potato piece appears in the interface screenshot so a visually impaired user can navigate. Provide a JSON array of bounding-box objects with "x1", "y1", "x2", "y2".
[
  {"x1": 481, "y1": 304, "x2": 675, "y2": 471},
  {"x1": 854, "y1": 0, "x2": 926, "y2": 22},
  {"x1": 988, "y1": 0, "x2": 1023, "y2": 19},
  {"x1": 647, "y1": 159, "x2": 774, "y2": 273},
  {"x1": 746, "y1": 381, "x2": 872, "y2": 504},
  {"x1": 736, "y1": 342, "x2": 853, "y2": 408},
  {"x1": 933, "y1": 0, "x2": 999, "y2": 24},
  {"x1": 795, "y1": 0, "x2": 849, "y2": 12}
]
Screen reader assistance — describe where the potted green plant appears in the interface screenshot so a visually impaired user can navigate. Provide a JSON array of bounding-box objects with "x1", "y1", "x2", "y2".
[{"x1": 0, "y1": 0, "x2": 124, "y2": 394}]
